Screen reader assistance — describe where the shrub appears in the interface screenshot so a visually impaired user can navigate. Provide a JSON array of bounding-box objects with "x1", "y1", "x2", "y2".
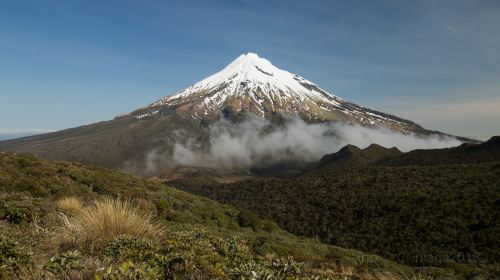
[
  {"x1": 162, "y1": 230, "x2": 255, "y2": 278},
  {"x1": 251, "y1": 236, "x2": 273, "y2": 256},
  {"x1": 237, "y1": 210, "x2": 262, "y2": 231},
  {"x1": 262, "y1": 221, "x2": 280, "y2": 233},
  {"x1": 71, "y1": 197, "x2": 163, "y2": 250},
  {"x1": 13, "y1": 178, "x2": 49, "y2": 197},
  {"x1": 0, "y1": 194, "x2": 42, "y2": 224},
  {"x1": 229, "y1": 257, "x2": 343, "y2": 280},
  {"x1": 0, "y1": 234, "x2": 32, "y2": 272},
  {"x1": 101, "y1": 235, "x2": 158, "y2": 262},
  {"x1": 98, "y1": 231, "x2": 257, "y2": 279},
  {"x1": 99, "y1": 261, "x2": 163, "y2": 280},
  {"x1": 43, "y1": 250, "x2": 84, "y2": 277}
]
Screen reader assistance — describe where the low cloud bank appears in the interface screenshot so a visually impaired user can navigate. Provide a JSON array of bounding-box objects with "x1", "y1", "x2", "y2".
[{"x1": 168, "y1": 117, "x2": 462, "y2": 171}]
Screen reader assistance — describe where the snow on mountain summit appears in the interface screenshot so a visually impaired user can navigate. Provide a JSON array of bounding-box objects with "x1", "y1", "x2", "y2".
[
  {"x1": 122, "y1": 53, "x2": 423, "y2": 133},
  {"x1": 154, "y1": 52, "x2": 338, "y2": 108}
]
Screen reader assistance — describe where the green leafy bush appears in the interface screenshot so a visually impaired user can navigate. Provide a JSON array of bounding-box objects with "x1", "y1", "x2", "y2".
[
  {"x1": 99, "y1": 230, "x2": 256, "y2": 279},
  {"x1": 99, "y1": 260, "x2": 163, "y2": 280},
  {"x1": 0, "y1": 194, "x2": 42, "y2": 223},
  {"x1": 0, "y1": 234, "x2": 32, "y2": 271},
  {"x1": 102, "y1": 235, "x2": 159, "y2": 262},
  {"x1": 229, "y1": 257, "x2": 344, "y2": 280},
  {"x1": 43, "y1": 250, "x2": 84, "y2": 276},
  {"x1": 237, "y1": 210, "x2": 262, "y2": 231}
]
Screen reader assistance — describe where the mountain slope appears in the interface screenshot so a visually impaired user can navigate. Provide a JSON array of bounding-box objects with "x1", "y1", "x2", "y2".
[
  {"x1": 121, "y1": 53, "x2": 424, "y2": 133},
  {"x1": 0, "y1": 115, "x2": 208, "y2": 175},
  {"x1": 0, "y1": 53, "x2": 464, "y2": 176}
]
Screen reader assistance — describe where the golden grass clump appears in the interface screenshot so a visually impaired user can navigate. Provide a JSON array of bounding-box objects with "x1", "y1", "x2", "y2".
[
  {"x1": 56, "y1": 197, "x2": 83, "y2": 213},
  {"x1": 71, "y1": 197, "x2": 163, "y2": 249}
]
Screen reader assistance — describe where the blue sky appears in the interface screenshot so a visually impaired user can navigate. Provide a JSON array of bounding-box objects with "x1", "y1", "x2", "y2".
[{"x1": 1, "y1": 0, "x2": 499, "y2": 140}]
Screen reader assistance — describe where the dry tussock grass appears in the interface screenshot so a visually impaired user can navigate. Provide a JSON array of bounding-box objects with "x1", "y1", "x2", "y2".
[
  {"x1": 57, "y1": 197, "x2": 163, "y2": 250},
  {"x1": 56, "y1": 197, "x2": 83, "y2": 214},
  {"x1": 76, "y1": 197, "x2": 163, "y2": 247}
]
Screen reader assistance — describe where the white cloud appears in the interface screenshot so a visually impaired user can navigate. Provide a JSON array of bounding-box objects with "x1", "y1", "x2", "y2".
[
  {"x1": 0, "y1": 128, "x2": 55, "y2": 135},
  {"x1": 167, "y1": 116, "x2": 462, "y2": 171}
]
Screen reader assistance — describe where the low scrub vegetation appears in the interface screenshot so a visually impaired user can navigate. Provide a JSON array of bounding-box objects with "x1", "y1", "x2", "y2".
[{"x1": 1, "y1": 151, "x2": 453, "y2": 279}]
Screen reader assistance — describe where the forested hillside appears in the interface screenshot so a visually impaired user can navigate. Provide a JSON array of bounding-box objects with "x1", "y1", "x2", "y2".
[
  {"x1": 173, "y1": 139, "x2": 500, "y2": 279},
  {"x1": 374, "y1": 136, "x2": 500, "y2": 167}
]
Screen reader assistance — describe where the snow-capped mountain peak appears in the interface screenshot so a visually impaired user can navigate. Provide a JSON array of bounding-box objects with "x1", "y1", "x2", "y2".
[
  {"x1": 122, "y1": 53, "x2": 422, "y2": 133},
  {"x1": 154, "y1": 52, "x2": 338, "y2": 109}
]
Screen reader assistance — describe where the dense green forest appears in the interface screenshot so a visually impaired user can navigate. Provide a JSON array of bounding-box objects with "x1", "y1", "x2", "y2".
[{"x1": 173, "y1": 139, "x2": 500, "y2": 279}]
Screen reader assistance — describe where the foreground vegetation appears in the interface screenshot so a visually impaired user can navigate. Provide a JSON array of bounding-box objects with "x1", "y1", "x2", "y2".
[
  {"x1": 173, "y1": 140, "x2": 500, "y2": 279},
  {"x1": 0, "y1": 151, "x2": 463, "y2": 279}
]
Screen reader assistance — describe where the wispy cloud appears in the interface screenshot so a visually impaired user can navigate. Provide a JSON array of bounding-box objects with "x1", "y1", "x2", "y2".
[
  {"x1": 433, "y1": 18, "x2": 458, "y2": 33},
  {"x1": 164, "y1": 116, "x2": 462, "y2": 172},
  {"x1": 0, "y1": 129, "x2": 54, "y2": 141},
  {"x1": 0, "y1": 128, "x2": 55, "y2": 135}
]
